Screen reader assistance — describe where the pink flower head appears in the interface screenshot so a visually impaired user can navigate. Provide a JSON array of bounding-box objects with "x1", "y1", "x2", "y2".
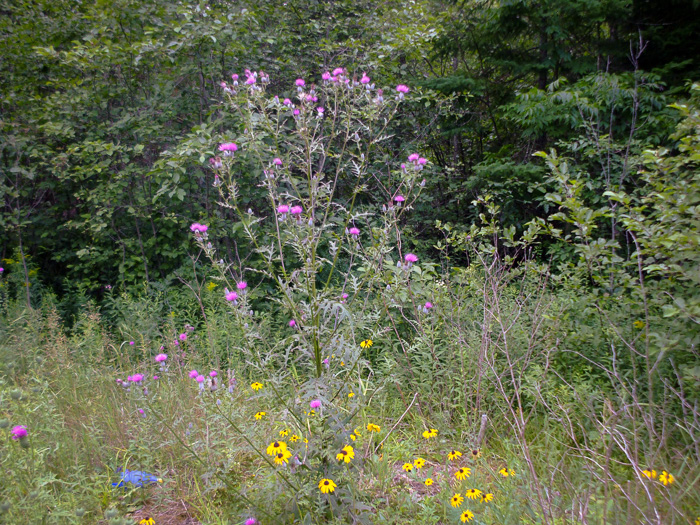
[
  {"x1": 210, "y1": 156, "x2": 222, "y2": 169},
  {"x1": 245, "y1": 76, "x2": 256, "y2": 85},
  {"x1": 396, "y1": 84, "x2": 410, "y2": 94},
  {"x1": 394, "y1": 195, "x2": 405, "y2": 203},
  {"x1": 360, "y1": 72, "x2": 370, "y2": 84},
  {"x1": 348, "y1": 227, "x2": 360, "y2": 237},
  {"x1": 225, "y1": 291, "x2": 238, "y2": 302},
  {"x1": 153, "y1": 375, "x2": 159, "y2": 380},
  {"x1": 322, "y1": 71, "x2": 331, "y2": 80},
  {"x1": 139, "y1": 409, "x2": 145, "y2": 415},
  {"x1": 237, "y1": 281, "x2": 247, "y2": 290},
  {"x1": 155, "y1": 353, "x2": 168, "y2": 363},
  {"x1": 306, "y1": 94, "x2": 318, "y2": 103},
  {"x1": 0, "y1": 267, "x2": 4, "y2": 273},
  {"x1": 130, "y1": 374, "x2": 144, "y2": 383},
  {"x1": 245, "y1": 519, "x2": 257, "y2": 525},
  {"x1": 405, "y1": 253, "x2": 418, "y2": 263},
  {"x1": 232, "y1": 74, "x2": 239, "y2": 81},
  {"x1": 293, "y1": 109, "x2": 300, "y2": 116},
  {"x1": 310, "y1": 399, "x2": 322, "y2": 409},
  {"x1": 424, "y1": 302, "x2": 433, "y2": 309},
  {"x1": 190, "y1": 223, "x2": 208, "y2": 233},
  {"x1": 316, "y1": 107, "x2": 324, "y2": 115},
  {"x1": 189, "y1": 370, "x2": 199, "y2": 379},
  {"x1": 342, "y1": 293, "x2": 349, "y2": 299},
  {"x1": 408, "y1": 153, "x2": 420, "y2": 162},
  {"x1": 283, "y1": 98, "x2": 292, "y2": 106},
  {"x1": 218, "y1": 142, "x2": 238, "y2": 154},
  {"x1": 129, "y1": 341, "x2": 135, "y2": 346},
  {"x1": 278, "y1": 204, "x2": 290, "y2": 214},
  {"x1": 273, "y1": 157, "x2": 283, "y2": 166},
  {"x1": 11, "y1": 425, "x2": 28, "y2": 440},
  {"x1": 196, "y1": 375, "x2": 205, "y2": 383},
  {"x1": 209, "y1": 370, "x2": 218, "y2": 378},
  {"x1": 332, "y1": 67, "x2": 345, "y2": 76},
  {"x1": 289, "y1": 319, "x2": 296, "y2": 328},
  {"x1": 417, "y1": 157, "x2": 428, "y2": 165},
  {"x1": 295, "y1": 78, "x2": 305, "y2": 87},
  {"x1": 179, "y1": 333, "x2": 187, "y2": 342},
  {"x1": 290, "y1": 205, "x2": 303, "y2": 215}
]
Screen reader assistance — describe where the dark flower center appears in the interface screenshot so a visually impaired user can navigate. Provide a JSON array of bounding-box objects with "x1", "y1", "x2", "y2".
[{"x1": 324, "y1": 481, "x2": 329, "y2": 485}]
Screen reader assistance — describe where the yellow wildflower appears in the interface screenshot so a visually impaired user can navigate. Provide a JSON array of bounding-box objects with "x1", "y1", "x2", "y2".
[
  {"x1": 659, "y1": 471, "x2": 674, "y2": 485},
  {"x1": 460, "y1": 510, "x2": 474, "y2": 523},
  {"x1": 360, "y1": 339, "x2": 373, "y2": 348},
  {"x1": 455, "y1": 467, "x2": 471, "y2": 480},
  {"x1": 318, "y1": 478, "x2": 336, "y2": 494},
  {"x1": 450, "y1": 493, "x2": 464, "y2": 507}
]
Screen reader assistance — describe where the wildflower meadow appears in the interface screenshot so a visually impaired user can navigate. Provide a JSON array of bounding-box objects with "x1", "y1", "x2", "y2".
[{"x1": 1, "y1": 2, "x2": 700, "y2": 524}]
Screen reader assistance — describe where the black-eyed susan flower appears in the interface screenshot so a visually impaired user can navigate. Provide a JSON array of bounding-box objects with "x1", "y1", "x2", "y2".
[
  {"x1": 254, "y1": 411, "x2": 266, "y2": 420},
  {"x1": 455, "y1": 467, "x2": 471, "y2": 480},
  {"x1": 402, "y1": 463, "x2": 414, "y2": 472},
  {"x1": 274, "y1": 450, "x2": 292, "y2": 465},
  {"x1": 448, "y1": 450, "x2": 463, "y2": 461},
  {"x1": 336, "y1": 445, "x2": 354, "y2": 464},
  {"x1": 424, "y1": 478, "x2": 434, "y2": 486},
  {"x1": 350, "y1": 434, "x2": 356, "y2": 441},
  {"x1": 659, "y1": 471, "x2": 674, "y2": 485},
  {"x1": 290, "y1": 434, "x2": 300, "y2": 443},
  {"x1": 465, "y1": 488, "x2": 482, "y2": 500},
  {"x1": 414, "y1": 457, "x2": 426, "y2": 469},
  {"x1": 633, "y1": 320, "x2": 645, "y2": 329},
  {"x1": 642, "y1": 469, "x2": 656, "y2": 479},
  {"x1": 422, "y1": 428, "x2": 438, "y2": 439},
  {"x1": 694, "y1": 517, "x2": 699, "y2": 525},
  {"x1": 360, "y1": 339, "x2": 373, "y2": 348},
  {"x1": 469, "y1": 449, "x2": 481, "y2": 460},
  {"x1": 460, "y1": 510, "x2": 474, "y2": 523},
  {"x1": 266, "y1": 441, "x2": 287, "y2": 456},
  {"x1": 348, "y1": 392, "x2": 355, "y2": 398},
  {"x1": 279, "y1": 429, "x2": 289, "y2": 437},
  {"x1": 480, "y1": 492, "x2": 493, "y2": 503},
  {"x1": 251, "y1": 382, "x2": 263, "y2": 391},
  {"x1": 499, "y1": 467, "x2": 514, "y2": 477},
  {"x1": 318, "y1": 478, "x2": 336, "y2": 494},
  {"x1": 139, "y1": 518, "x2": 155, "y2": 525},
  {"x1": 450, "y1": 493, "x2": 464, "y2": 508},
  {"x1": 367, "y1": 423, "x2": 381, "y2": 432}
]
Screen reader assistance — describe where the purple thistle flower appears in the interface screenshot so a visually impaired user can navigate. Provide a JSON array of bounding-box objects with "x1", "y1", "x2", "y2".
[
  {"x1": 11, "y1": 425, "x2": 28, "y2": 440},
  {"x1": 309, "y1": 399, "x2": 322, "y2": 409},
  {"x1": 289, "y1": 319, "x2": 296, "y2": 328},
  {"x1": 210, "y1": 156, "x2": 222, "y2": 169},
  {"x1": 179, "y1": 333, "x2": 187, "y2": 342},
  {"x1": 225, "y1": 291, "x2": 238, "y2": 302},
  {"x1": 348, "y1": 227, "x2": 360, "y2": 237},
  {"x1": 290, "y1": 205, "x2": 303, "y2": 215},
  {"x1": 129, "y1": 341, "x2": 135, "y2": 346},
  {"x1": 209, "y1": 371, "x2": 218, "y2": 378},
  {"x1": 408, "y1": 153, "x2": 420, "y2": 162},
  {"x1": 245, "y1": 519, "x2": 257, "y2": 525},
  {"x1": 332, "y1": 67, "x2": 345, "y2": 76},
  {"x1": 295, "y1": 78, "x2": 305, "y2": 87},
  {"x1": 360, "y1": 72, "x2": 370, "y2": 84},
  {"x1": 189, "y1": 370, "x2": 199, "y2": 379},
  {"x1": 218, "y1": 143, "x2": 238, "y2": 156},
  {"x1": 405, "y1": 253, "x2": 418, "y2": 263},
  {"x1": 196, "y1": 375, "x2": 205, "y2": 383},
  {"x1": 237, "y1": 281, "x2": 247, "y2": 291},
  {"x1": 273, "y1": 157, "x2": 283, "y2": 166},
  {"x1": 130, "y1": 374, "x2": 144, "y2": 383},
  {"x1": 394, "y1": 195, "x2": 405, "y2": 203},
  {"x1": 278, "y1": 204, "x2": 290, "y2": 214},
  {"x1": 396, "y1": 84, "x2": 410, "y2": 94},
  {"x1": 322, "y1": 71, "x2": 331, "y2": 81},
  {"x1": 293, "y1": 109, "x2": 300, "y2": 116}
]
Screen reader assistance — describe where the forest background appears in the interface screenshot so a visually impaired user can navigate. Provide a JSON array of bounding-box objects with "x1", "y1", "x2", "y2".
[{"x1": 0, "y1": 0, "x2": 699, "y2": 524}]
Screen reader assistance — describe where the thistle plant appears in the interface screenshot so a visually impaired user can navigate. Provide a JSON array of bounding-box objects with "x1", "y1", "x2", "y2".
[{"x1": 189, "y1": 68, "x2": 427, "y2": 521}]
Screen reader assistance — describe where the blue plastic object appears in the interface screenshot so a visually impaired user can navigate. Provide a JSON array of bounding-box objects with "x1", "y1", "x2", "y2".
[{"x1": 112, "y1": 470, "x2": 162, "y2": 488}]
